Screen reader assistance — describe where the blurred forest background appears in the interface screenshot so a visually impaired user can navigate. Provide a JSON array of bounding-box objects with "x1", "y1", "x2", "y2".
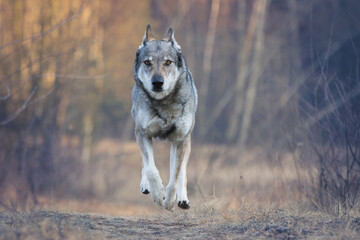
[{"x1": 0, "y1": 0, "x2": 359, "y2": 215}]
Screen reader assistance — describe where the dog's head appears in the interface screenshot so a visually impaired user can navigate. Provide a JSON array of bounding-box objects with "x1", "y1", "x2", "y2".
[{"x1": 134, "y1": 25, "x2": 184, "y2": 100}]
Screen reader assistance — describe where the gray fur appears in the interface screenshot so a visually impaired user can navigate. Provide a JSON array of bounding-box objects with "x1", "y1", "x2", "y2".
[{"x1": 131, "y1": 25, "x2": 197, "y2": 210}]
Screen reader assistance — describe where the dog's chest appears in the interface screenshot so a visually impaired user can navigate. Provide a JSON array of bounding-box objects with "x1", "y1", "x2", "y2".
[
  {"x1": 143, "y1": 102, "x2": 184, "y2": 139},
  {"x1": 156, "y1": 102, "x2": 183, "y2": 121}
]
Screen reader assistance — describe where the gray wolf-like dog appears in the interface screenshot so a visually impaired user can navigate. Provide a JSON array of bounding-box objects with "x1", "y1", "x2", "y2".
[{"x1": 131, "y1": 25, "x2": 197, "y2": 210}]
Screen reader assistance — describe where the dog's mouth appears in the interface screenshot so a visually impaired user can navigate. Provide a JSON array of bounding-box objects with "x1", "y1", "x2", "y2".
[{"x1": 152, "y1": 87, "x2": 164, "y2": 92}]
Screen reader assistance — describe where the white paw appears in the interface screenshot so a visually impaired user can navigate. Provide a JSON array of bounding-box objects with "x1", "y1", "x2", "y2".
[
  {"x1": 163, "y1": 197, "x2": 176, "y2": 211},
  {"x1": 151, "y1": 187, "x2": 165, "y2": 206},
  {"x1": 176, "y1": 190, "x2": 189, "y2": 204},
  {"x1": 163, "y1": 186, "x2": 177, "y2": 211},
  {"x1": 140, "y1": 169, "x2": 150, "y2": 194},
  {"x1": 177, "y1": 200, "x2": 190, "y2": 209},
  {"x1": 141, "y1": 187, "x2": 150, "y2": 194},
  {"x1": 148, "y1": 178, "x2": 165, "y2": 206},
  {"x1": 140, "y1": 181, "x2": 150, "y2": 194},
  {"x1": 176, "y1": 184, "x2": 189, "y2": 209}
]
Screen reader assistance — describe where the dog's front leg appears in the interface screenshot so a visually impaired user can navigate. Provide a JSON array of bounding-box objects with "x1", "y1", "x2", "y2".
[
  {"x1": 163, "y1": 136, "x2": 191, "y2": 210},
  {"x1": 135, "y1": 130, "x2": 165, "y2": 206},
  {"x1": 177, "y1": 136, "x2": 191, "y2": 209}
]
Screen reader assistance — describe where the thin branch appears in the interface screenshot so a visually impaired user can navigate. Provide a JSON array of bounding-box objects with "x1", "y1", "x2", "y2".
[
  {"x1": 25, "y1": 72, "x2": 112, "y2": 104},
  {"x1": 279, "y1": 31, "x2": 360, "y2": 108},
  {"x1": 0, "y1": 1, "x2": 91, "y2": 51},
  {"x1": 0, "y1": 200, "x2": 18, "y2": 213},
  {"x1": 1, "y1": 41, "x2": 95, "y2": 88},
  {"x1": 204, "y1": 51, "x2": 271, "y2": 132},
  {"x1": 346, "y1": 133, "x2": 360, "y2": 167},
  {"x1": 0, "y1": 71, "x2": 110, "y2": 105},
  {"x1": 29, "y1": 86, "x2": 57, "y2": 105},
  {"x1": 303, "y1": 87, "x2": 360, "y2": 129},
  {"x1": 0, "y1": 85, "x2": 10, "y2": 101},
  {"x1": 40, "y1": 72, "x2": 113, "y2": 80},
  {"x1": 0, "y1": 86, "x2": 38, "y2": 126}
]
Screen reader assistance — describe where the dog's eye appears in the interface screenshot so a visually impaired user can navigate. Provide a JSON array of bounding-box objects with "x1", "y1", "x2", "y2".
[
  {"x1": 165, "y1": 60, "x2": 172, "y2": 66},
  {"x1": 144, "y1": 60, "x2": 151, "y2": 66}
]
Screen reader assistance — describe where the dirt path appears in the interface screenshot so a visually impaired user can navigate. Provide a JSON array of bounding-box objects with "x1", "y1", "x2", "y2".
[{"x1": 0, "y1": 209, "x2": 359, "y2": 239}]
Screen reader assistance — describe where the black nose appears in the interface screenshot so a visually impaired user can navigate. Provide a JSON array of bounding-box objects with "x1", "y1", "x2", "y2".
[{"x1": 151, "y1": 75, "x2": 164, "y2": 91}]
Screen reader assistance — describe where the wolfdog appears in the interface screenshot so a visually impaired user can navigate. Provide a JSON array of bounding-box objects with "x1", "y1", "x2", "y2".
[{"x1": 131, "y1": 25, "x2": 197, "y2": 210}]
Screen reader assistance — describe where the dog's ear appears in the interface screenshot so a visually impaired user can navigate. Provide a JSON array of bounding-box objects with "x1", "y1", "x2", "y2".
[
  {"x1": 139, "y1": 24, "x2": 155, "y2": 49},
  {"x1": 144, "y1": 24, "x2": 155, "y2": 42},
  {"x1": 163, "y1": 27, "x2": 181, "y2": 51}
]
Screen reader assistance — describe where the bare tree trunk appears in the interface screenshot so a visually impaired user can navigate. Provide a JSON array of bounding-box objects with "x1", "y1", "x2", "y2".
[
  {"x1": 80, "y1": 2, "x2": 105, "y2": 164},
  {"x1": 287, "y1": 0, "x2": 302, "y2": 73},
  {"x1": 201, "y1": 1, "x2": 247, "y2": 135},
  {"x1": 226, "y1": 0, "x2": 258, "y2": 142},
  {"x1": 81, "y1": 112, "x2": 94, "y2": 163},
  {"x1": 238, "y1": 0, "x2": 268, "y2": 146},
  {"x1": 198, "y1": 0, "x2": 220, "y2": 139}
]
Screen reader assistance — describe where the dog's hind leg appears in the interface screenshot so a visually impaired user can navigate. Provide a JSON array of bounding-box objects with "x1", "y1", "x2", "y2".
[
  {"x1": 177, "y1": 136, "x2": 191, "y2": 209},
  {"x1": 163, "y1": 136, "x2": 191, "y2": 210},
  {"x1": 135, "y1": 130, "x2": 165, "y2": 206}
]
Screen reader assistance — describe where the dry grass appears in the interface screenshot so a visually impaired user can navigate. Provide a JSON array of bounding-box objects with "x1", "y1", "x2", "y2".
[
  {"x1": 0, "y1": 205, "x2": 359, "y2": 239},
  {"x1": 1, "y1": 140, "x2": 359, "y2": 239},
  {"x1": 81, "y1": 140, "x2": 311, "y2": 214}
]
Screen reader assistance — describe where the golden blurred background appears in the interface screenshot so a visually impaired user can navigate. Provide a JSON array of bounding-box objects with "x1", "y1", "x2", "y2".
[{"x1": 0, "y1": 0, "x2": 359, "y2": 215}]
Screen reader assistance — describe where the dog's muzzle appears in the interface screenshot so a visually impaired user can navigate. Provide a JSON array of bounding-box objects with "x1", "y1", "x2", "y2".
[{"x1": 151, "y1": 75, "x2": 164, "y2": 92}]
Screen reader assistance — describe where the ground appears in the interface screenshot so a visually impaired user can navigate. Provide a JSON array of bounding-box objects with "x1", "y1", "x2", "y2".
[
  {"x1": 1, "y1": 141, "x2": 360, "y2": 239},
  {"x1": 1, "y1": 207, "x2": 359, "y2": 240}
]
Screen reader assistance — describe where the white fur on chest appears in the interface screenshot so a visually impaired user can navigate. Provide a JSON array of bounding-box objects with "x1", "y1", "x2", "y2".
[{"x1": 136, "y1": 105, "x2": 193, "y2": 140}]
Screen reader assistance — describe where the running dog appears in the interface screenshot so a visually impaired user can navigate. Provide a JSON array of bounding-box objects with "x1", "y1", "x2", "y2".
[{"x1": 131, "y1": 25, "x2": 197, "y2": 210}]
